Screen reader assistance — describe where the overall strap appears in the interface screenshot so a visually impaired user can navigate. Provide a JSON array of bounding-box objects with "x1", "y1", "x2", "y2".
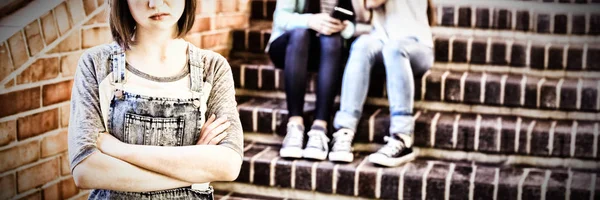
[
  {"x1": 188, "y1": 43, "x2": 204, "y2": 100},
  {"x1": 110, "y1": 43, "x2": 126, "y2": 89}
]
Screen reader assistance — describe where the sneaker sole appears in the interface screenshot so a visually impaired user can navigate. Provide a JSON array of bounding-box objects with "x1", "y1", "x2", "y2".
[
  {"x1": 368, "y1": 151, "x2": 416, "y2": 167},
  {"x1": 328, "y1": 151, "x2": 353, "y2": 162},
  {"x1": 303, "y1": 148, "x2": 327, "y2": 160},
  {"x1": 280, "y1": 147, "x2": 303, "y2": 158}
]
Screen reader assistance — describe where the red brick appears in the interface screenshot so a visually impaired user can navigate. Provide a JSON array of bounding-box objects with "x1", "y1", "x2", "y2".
[
  {"x1": 191, "y1": 16, "x2": 212, "y2": 33},
  {"x1": 16, "y1": 57, "x2": 60, "y2": 84},
  {"x1": 199, "y1": 0, "x2": 217, "y2": 14},
  {"x1": 0, "y1": 120, "x2": 17, "y2": 147},
  {"x1": 24, "y1": 20, "x2": 44, "y2": 57},
  {"x1": 8, "y1": 31, "x2": 29, "y2": 68},
  {"x1": 54, "y1": 2, "x2": 72, "y2": 36},
  {"x1": 60, "y1": 177, "x2": 78, "y2": 199},
  {"x1": 82, "y1": 26, "x2": 112, "y2": 49},
  {"x1": 84, "y1": 8, "x2": 108, "y2": 25},
  {"x1": 210, "y1": 47, "x2": 230, "y2": 58},
  {"x1": 0, "y1": 141, "x2": 39, "y2": 172},
  {"x1": 21, "y1": 191, "x2": 41, "y2": 200},
  {"x1": 215, "y1": 13, "x2": 247, "y2": 29},
  {"x1": 17, "y1": 159, "x2": 60, "y2": 193},
  {"x1": 238, "y1": 0, "x2": 250, "y2": 12},
  {"x1": 5, "y1": 79, "x2": 15, "y2": 88},
  {"x1": 60, "y1": 152, "x2": 70, "y2": 176},
  {"x1": 41, "y1": 11, "x2": 59, "y2": 44},
  {"x1": 73, "y1": 192, "x2": 89, "y2": 200},
  {"x1": 41, "y1": 130, "x2": 68, "y2": 158},
  {"x1": 68, "y1": 0, "x2": 87, "y2": 25},
  {"x1": 43, "y1": 80, "x2": 73, "y2": 106},
  {"x1": 0, "y1": 42, "x2": 14, "y2": 81},
  {"x1": 218, "y1": 0, "x2": 238, "y2": 12},
  {"x1": 184, "y1": 33, "x2": 202, "y2": 49},
  {"x1": 0, "y1": 174, "x2": 16, "y2": 200},
  {"x1": 202, "y1": 31, "x2": 229, "y2": 49},
  {"x1": 0, "y1": 87, "x2": 41, "y2": 118},
  {"x1": 195, "y1": 0, "x2": 202, "y2": 14},
  {"x1": 83, "y1": 0, "x2": 97, "y2": 16},
  {"x1": 50, "y1": 30, "x2": 81, "y2": 53},
  {"x1": 60, "y1": 104, "x2": 70, "y2": 128},
  {"x1": 60, "y1": 51, "x2": 83, "y2": 77},
  {"x1": 43, "y1": 182, "x2": 60, "y2": 200},
  {"x1": 17, "y1": 109, "x2": 59, "y2": 140}
]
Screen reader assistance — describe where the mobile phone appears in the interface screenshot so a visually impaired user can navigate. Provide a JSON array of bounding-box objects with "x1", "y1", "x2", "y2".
[{"x1": 330, "y1": 7, "x2": 354, "y2": 21}]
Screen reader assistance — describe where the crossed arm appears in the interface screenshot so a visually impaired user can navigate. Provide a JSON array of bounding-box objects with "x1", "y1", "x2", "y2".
[{"x1": 72, "y1": 115, "x2": 239, "y2": 192}]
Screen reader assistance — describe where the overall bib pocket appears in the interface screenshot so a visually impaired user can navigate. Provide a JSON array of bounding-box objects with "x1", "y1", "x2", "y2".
[{"x1": 124, "y1": 113, "x2": 185, "y2": 146}]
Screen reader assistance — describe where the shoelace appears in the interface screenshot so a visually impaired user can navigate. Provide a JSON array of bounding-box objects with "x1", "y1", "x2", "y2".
[
  {"x1": 306, "y1": 130, "x2": 329, "y2": 150},
  {"x1": 283, "y1": 125, "x2": 304, "y2": 147},
  {"x1": 331, "y1": 130, "x2": 353, "y2": 151},
  {"x1": 378, "y1": 136, "x2": 405, "y2": 156}
]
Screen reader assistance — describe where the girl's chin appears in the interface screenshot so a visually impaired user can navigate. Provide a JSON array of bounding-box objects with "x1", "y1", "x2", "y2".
[{"x1": 139, "y1": 23, "x2": 178, "y2": 31}]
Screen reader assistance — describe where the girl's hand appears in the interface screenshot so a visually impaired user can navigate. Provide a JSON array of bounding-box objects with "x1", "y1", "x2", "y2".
[
  {"x1": 97, "y1": 132, "x2": 124, "y2": 155},
  {"x1": 197, "y1": 114, "x2": 230, "y2": 145},
  {"x1": 308, "y1": 13, "x2": 346, "y2": 35}
]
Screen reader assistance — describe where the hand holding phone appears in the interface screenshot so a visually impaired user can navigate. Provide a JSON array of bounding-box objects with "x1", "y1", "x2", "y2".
[
  {"x1": 330, "y1": 7, "x2": 354, "y2": 21},
  {"x1": 308, "y1": 13, "x2": 346, "y2": 35}
]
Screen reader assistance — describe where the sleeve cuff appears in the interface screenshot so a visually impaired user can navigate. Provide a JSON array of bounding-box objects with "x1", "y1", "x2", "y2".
[
  {"x1": 341, "y1": 22, "x2": 356, "y2": 39},
  {"x1": 286, "y1": 13, "x2": 312, "y2": 30}
]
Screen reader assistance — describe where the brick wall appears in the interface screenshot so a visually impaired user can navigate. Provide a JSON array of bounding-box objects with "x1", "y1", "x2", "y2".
[{"x1": 0, "y1": 0, "x2": 249, "y2": 199}]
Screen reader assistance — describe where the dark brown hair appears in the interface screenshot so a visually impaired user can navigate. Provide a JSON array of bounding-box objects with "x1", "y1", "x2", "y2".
[
  {"x1": 109, "y1": 0, "x2": 197, "y2": 50},
  {"x1": 427, "y1": 0, "x2": 436, "y2": 26}
]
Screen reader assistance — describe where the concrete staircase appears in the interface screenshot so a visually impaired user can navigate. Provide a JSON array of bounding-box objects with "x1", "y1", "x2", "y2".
[{"x1": 213, "y1": 0, "x2": 600, "y2": 199}]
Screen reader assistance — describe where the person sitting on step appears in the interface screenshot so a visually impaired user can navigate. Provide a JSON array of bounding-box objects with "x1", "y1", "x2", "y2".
[
  {"x1": 328, "y1": 0, "x2": 436, "y2": 167},
  {"x1": 267, "y1": 0, "x2": 355, "y2": 160}
]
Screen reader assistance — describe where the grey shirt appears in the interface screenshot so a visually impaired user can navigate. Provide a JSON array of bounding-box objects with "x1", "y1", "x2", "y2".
[{"x1": 67, "y1": 42, "x2": 243, "y2": 172}]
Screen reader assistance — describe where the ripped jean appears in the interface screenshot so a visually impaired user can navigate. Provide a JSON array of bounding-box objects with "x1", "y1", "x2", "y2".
[{"x1": 333, "y1": 34, "x2": 434, "y2": 136}]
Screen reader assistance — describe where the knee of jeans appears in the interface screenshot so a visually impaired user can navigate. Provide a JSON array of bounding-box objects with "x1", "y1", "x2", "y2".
[
  {"x1": 351, "y1": 37, "x2": 377, "y2": 54},
  {"x1": 382, "y1": 44, "x2": 409, "y2": 58},
  {"x1": 320, "y1": 36, "x2": 342, "y2": 54},
  {"x1": 289, "y1": 28, "x2": 311, "y2": 42}
]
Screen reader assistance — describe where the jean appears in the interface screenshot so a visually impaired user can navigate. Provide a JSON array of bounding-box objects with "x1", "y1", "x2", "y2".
[
  {"x1": 269, "y1": 28, "x2": 344, "y2": 121},
  {"x1": 333, "y1": 34, "x2": 434, "y2": 136}
]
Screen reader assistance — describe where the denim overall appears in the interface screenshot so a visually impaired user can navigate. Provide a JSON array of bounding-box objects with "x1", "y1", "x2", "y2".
[{"x1": 88, "y1": 43, "x2": 213, "y2": 200}]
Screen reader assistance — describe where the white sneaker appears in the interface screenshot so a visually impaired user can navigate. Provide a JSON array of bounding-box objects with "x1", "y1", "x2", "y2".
[
  {"x1": 279, "y1": 122, "x2": 304, "y2": 158},
  {"x1": 302, "y1": 127, "x2": 329, "y2": 160},
  {"x1": 328, "y1": 129, "x2": 355, "y2": 162},
  {"x1": 368, "y1": 135, "x2": 415, "y2": 167}
]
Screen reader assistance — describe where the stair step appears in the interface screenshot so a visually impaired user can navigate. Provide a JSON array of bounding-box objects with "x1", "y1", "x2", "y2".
[
  {"x1": 233, "y1": 142, "x2": 599, "y2": 200},
  {"x1": 235, "y1": 97, "x2": 600, "y2": 162},
  {"x1": 248, "y1": 0, "x2": 599, "y2": 36},
  {"x1": 230, "y1": 27, "x2": 600, "y2": 76},
  {"x1": 214, "y1": 190, "x2": 284, "y2": 200},
  {"x1": 229, "y1": 58, "x2": 600, "y2": 114}
]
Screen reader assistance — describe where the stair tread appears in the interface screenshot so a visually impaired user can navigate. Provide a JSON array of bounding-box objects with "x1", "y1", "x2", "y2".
[
  {"x1": 235, "y1": 142, "x2": 600, "y2": 199},
  {"x1": 214, "y1": 190, "x2": 284, "y2": 200},
  {"x1": 230, "y1": 57, "x2": 600, "y2": 115},
  {"x1": 236, "y1": 97, "x2": 599, "y2": 162}
]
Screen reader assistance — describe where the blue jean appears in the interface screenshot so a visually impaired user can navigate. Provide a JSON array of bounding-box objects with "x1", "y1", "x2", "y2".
[
  {"x1": 333, "y1": 34, "x2": 433, "y2": 136},
  {"x1": 268, "y1": 29, "x2": 344, "y2": 121}
]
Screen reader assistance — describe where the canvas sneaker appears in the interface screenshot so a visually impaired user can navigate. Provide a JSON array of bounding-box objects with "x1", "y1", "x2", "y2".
[
  {"x1": 279, "y1": 122, "x2": 305, "y2": 158},
  {"x1": 302, "y1": 126, "x2": 329, "y2": 160},
  {"x1": 328, "y1": 128, "x2": 355, "y2": 162},
  {"x1": 368, "y1": 134, "x2": 416, "y2": 167}
]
